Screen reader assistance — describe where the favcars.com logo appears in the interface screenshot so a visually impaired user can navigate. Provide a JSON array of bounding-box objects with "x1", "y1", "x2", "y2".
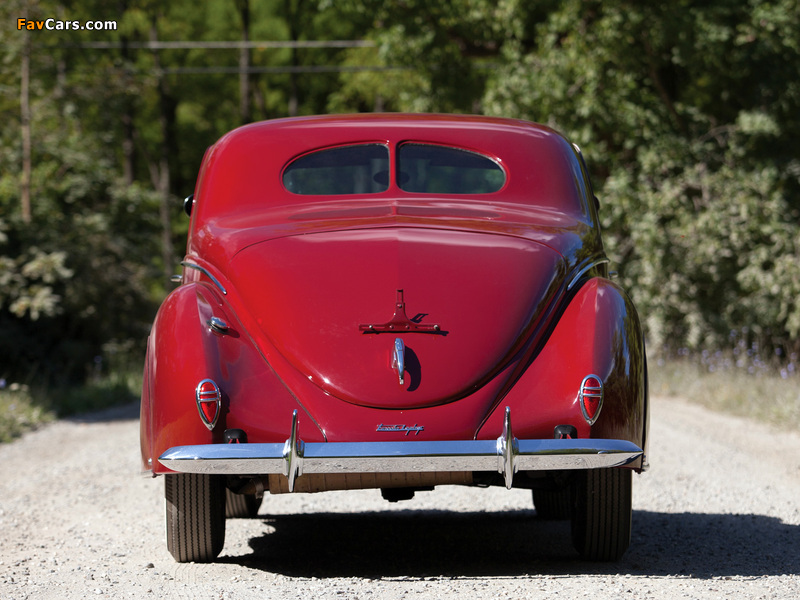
[{"x1": 17, "y1": 18, "x2": 117, "y2": 31}]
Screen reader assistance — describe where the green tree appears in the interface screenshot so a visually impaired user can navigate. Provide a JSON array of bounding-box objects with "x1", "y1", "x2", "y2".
[
  {"x1": 331, "y1": 0, "x2": 516, "y2": 112},
  {"x1": 1, "y1": 0, "x2": 163, "y2": 382},
  {"x1": 483, "y1": 0, "x2": 800, "y2": 355},
  {"x1": 3, "y1": 0, "x2": 799, "y2": 389}
]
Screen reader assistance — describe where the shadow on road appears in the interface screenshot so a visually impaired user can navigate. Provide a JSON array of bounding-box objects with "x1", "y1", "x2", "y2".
[{"x1": 221, "y1": 508, "x2": 799, "y2": 579}]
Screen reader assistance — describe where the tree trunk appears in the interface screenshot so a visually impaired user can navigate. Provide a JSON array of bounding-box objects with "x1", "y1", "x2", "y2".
[
  {"x1": 238, "y1": 0, "x2": 251, "y2": 124},
  {"x1": 20, "y1": 28, "x2": 32, "y2": 223},
  {"x1": 120, "y1": 33, "x2": 136, "y2": 185},
  {"x1": 285, "y1": 0, "x2": 303, "y2": 117},
  {"x1": 150, "y1": 19, "x2": 176, "y2": 280}
]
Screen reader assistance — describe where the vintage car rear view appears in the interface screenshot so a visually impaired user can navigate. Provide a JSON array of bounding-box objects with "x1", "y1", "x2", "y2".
[{"x1": 140, "y1": 113, "x2": 649, "y2": 563}]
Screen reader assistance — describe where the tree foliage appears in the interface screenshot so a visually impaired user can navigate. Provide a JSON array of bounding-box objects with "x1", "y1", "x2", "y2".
[
  {"x1": 1, "y1": 0, "x2": 799, "y2": 388},
  {"x1": 480, "y1": 0, "x2": 800, "y2": 355}
]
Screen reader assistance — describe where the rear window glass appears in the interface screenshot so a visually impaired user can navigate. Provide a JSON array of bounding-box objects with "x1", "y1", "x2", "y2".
[
  {"x1": 398, "y1": 144, "x2": 505, "y2": 194},
  {"x1": 282, "y1": 143, "x2": 505, "y2": 195},
  {"x1": 283, "y1": 144, "x2": 390, "y2": 195}
]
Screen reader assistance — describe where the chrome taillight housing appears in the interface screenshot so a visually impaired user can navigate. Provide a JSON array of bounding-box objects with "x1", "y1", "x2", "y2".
[
  {"x1": 579, "y1": 374, "x2": 604, "y2": 425},
  {"x1": 196, "y1": 379, "x2": 222, "y2": 431}
]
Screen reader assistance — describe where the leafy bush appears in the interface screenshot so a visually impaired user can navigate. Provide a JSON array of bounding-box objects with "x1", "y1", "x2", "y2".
[
  {"x1": 0, "y1": 100, "x2": 162, "y2": 385},
  {"x1": 0, "y1": 383, "x2": 53, "y2": 443},
  {"x1": 480, "y1": 0, "x2": 800, "y2": 359}
]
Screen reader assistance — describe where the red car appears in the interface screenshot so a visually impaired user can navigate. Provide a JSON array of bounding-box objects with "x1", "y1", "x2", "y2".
[{"x1": 140, "y1": 114, "x2": 649, "y2": 563}]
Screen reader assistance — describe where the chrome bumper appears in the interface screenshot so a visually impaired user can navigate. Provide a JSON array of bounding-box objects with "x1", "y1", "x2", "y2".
[{"x1": 159, "y1": 408, "x2": 643, "y2": 491}]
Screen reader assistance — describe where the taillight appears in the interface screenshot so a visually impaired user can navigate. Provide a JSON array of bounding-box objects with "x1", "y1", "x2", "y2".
[
  {"x1": 196, "y1": 379, "x2": 221, "y2": 430},
  {"x1": 579, "y1": 374, "x2": 603, "y2": 425}
]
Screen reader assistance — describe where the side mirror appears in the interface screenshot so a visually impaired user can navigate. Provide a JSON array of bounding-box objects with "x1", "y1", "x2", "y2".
[{"x1": 183, "y1": 194, "x2": 194, "y2": 216}]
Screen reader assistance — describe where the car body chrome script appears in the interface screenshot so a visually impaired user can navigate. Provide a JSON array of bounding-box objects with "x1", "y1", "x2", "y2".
[{"x1": 376, "y1": 423, "x2": 424, "y2": 436}]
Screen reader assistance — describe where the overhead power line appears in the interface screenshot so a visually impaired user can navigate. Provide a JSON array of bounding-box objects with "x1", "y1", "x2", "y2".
[
  {"x1": 159, "y1": 65, "x2": 406, "y2": 75},
  {"x1": 41, "y1": 40, "x2": 377, "y2": 50}
]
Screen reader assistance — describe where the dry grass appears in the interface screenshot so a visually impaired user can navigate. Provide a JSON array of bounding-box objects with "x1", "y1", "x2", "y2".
[
  {"x1": 0, "y1": 384, "x2": 54, "y2": 443},
  {"x1": 650, "y1": 357, "x2": 800, "y2": 430},
  {"x1": 0, "y1": 372, "x2": 140, "y2": 443}
]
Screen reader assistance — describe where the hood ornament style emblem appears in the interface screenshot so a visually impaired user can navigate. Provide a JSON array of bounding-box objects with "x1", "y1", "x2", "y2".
[
  {"x1": 359, "y1": 289, "x2": 442, "y2": 334},
  {"x1": 392, "y1": 337, "x2": 405, "y2": 385}
]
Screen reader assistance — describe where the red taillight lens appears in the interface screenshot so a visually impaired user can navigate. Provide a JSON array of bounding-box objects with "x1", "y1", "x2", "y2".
[
  {"x1": 195, "y1": 379, "x2": 221, "y2": 430},
  {"x1": 579, "y1": 375, "x2": 603, "y2": 425}
]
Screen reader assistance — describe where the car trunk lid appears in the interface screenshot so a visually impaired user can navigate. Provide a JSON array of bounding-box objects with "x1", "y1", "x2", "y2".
[{"x1": 227, "y1": 227, "x2": 565, "y2": 409}]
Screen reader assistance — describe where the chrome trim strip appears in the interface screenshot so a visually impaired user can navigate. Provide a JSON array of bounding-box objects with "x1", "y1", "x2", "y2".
[
  {"x1": 181, "y1": 261, "x2": 228, "y2": 295},
  {"x1": 159, "y1": 408, "x2": 643, "y2": 487},
  {"x1": 567, "y1": 257, "x2": 610, "y2": 291}
]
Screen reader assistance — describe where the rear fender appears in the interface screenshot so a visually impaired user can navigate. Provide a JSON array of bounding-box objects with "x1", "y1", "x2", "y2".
[
  {"x1": 140, "y1": 284, "x2": 226, "y2": 473},
  {"x1": 478, "y1": 278, "x2": 647, "y2": 463},
  {"x1": 139, "y1": 283, "x2": 315, "y2": 475}
]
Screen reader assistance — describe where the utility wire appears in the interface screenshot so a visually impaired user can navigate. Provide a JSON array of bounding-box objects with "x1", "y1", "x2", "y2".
[
  {"x1": 37, "y1": 40, "x2": 377, "y2": 50},
  {"x1": 157, "y1": 65, "x2": 407, "y2": 74}
]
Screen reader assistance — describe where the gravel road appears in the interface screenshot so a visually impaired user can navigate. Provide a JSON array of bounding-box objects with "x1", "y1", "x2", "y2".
[{"x1": 1, "y1": 396, "x2": 799, "y2": 599}]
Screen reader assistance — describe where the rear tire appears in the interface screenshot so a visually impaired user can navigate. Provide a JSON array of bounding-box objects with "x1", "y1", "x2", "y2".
[
  {"x1": 571, "y1": 468, "x2": 632, "y2": 561},
  {"x1": 532, "y1": 486, "x2": 572, "y2": 520},
  {"x1": 225, "y1": 489, "x2": 262, "y2": 518},
  {"x1": 165, "y1": 473, "x2": 226, "y2": 563}
]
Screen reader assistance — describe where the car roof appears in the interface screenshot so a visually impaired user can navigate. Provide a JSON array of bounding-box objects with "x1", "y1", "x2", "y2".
[{"x1": 192, "y1": 114, "x2": 589, "y2": 222}]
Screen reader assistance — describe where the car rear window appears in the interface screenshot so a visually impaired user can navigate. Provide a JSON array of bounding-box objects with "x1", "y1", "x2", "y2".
[
  {"x1": 397, "y1": 144, "x2": 505, "y2": 194},
  {"x1": 283, "y1": 144, "x2": 390, "y2": 195},
  {"x1": 283, "y1": 143, "x2": 505, "y2": 196}
]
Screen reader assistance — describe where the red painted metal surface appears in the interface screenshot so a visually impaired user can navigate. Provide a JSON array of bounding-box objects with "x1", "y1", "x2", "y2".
[{"x1": 140, "y1": 114, "x2": 648, "y2": 476}]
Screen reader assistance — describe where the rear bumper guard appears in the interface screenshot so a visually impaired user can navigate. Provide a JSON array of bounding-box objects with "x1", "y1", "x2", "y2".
[{"x1": 159, "y1": 408, "x2": 643, "y2": 491}]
